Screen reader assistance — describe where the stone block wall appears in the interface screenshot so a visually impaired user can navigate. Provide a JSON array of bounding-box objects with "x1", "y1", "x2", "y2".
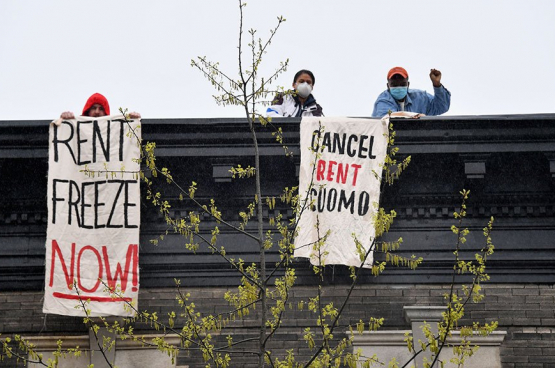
[{"x1": 1, "y1": 283, "x2": 554, "y2": 367}]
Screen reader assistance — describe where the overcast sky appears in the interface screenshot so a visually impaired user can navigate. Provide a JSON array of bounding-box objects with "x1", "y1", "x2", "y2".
[{"x1": 1, "y1": 0, "x2": 554, "y2": 120}]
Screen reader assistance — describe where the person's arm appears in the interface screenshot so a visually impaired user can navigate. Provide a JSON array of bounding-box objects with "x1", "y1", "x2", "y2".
[
  {"x1": 390, "y1": 111, "x2": 425, "y2": 119},
  {"x1": 266, "y1": 93, "x2": 286, "y2": 117},
  {"x1": 305, "y1": 102, "x2": 324, "y2": 117},
  {"x1": 128, "y1": 112, "x2": 141, "y2": 119},
  {"x1": 425, "y1": 69, "x2": 451, "y2": 115},
  {"x1": 424, "y1": 86, "x2": 451, "y2": 115},
  {"x1": 372, "y1": 91, "x2": 399, "y2": 117},
  {"x1": 313, "y1": 103, "x2": 324, "y2": 117}
]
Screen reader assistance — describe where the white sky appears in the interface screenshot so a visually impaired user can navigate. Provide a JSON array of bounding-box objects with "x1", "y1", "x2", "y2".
[{"x1": 1, "y1": 0, "x2": 554, "y2": 120}]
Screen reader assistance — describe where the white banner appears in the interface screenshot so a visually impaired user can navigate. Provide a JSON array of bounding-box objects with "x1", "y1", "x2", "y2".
[
  {"x1": 44, "y1": 116, "x2": 141, "y2": 316},
  {"x1": 294, "y1": 117, "x2": 389, "y2": 268}
]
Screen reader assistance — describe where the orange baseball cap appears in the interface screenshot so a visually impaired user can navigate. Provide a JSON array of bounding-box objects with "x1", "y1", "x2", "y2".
[{"x1": 387, "y1": 67, "x2": 408, "y2": 80}]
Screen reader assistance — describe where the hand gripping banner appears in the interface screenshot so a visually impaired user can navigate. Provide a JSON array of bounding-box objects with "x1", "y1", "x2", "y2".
[
  {"x1": 44, "y1": 116, "x2": 141, "y2": 317},
  {"x1": 294, "y1": 117, "x2": 389, "y2": 268}
]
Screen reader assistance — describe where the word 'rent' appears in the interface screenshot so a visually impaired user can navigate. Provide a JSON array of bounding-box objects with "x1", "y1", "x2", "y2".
[{"x1": 53, "y1": 120, "x2": 128, "y2": 165}]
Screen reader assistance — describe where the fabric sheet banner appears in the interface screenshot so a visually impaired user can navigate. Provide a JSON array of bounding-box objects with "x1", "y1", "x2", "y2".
[
  {"x1": 44, "y1": 116, "x2": 141, "y2": 317},
  {"x1": 294, "y1": 117, "x2": 389, "y2": 268}
]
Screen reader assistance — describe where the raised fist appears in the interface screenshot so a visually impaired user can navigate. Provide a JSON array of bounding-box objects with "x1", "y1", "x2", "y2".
[{"x1": 430, "y1": 69, "x2": 442, "y2": 88}]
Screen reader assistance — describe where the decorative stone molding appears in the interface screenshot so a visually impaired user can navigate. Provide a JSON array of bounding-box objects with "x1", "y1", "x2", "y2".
[
  {"x1": 25, "y1": 334, "x2": 182, "y2": 368},
  {"x1": 404, "y1": 306, "x2": 445, "y2": 367},
  {"x1": 404, "y1": 305, "x2": 445, "y2": 322},
  {"x1": 351, "y1": 328, "x2": 507, "y2": 368}
]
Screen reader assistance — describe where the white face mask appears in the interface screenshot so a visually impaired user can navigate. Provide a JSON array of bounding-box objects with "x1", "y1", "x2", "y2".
[{"x1": 296, "y1": 82, "x2": 312, "y2": 98}]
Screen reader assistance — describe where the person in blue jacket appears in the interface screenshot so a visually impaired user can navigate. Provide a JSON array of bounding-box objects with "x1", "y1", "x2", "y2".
[{"x1": 372, "y1": 67, "x2": 451, "y2": 118}]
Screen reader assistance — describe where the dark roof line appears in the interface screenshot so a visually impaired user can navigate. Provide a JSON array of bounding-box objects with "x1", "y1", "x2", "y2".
[{"x1": 1, "y1": 113, "x2": 555, "y2": 128}]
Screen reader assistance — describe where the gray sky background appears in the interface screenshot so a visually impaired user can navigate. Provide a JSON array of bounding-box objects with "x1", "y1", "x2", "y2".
[{"x1": 1, "y1": 0, "x2": 554, "y2": 120}]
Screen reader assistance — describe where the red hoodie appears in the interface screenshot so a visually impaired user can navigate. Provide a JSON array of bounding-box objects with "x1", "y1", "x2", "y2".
[{"x1": 82, "y1": 93, "x2": 110, "y2": 116}]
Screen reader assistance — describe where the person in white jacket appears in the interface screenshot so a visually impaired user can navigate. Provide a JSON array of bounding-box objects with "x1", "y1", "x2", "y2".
[{"x1": 266, "y1": 69, "x2": 323, "y2": 117}]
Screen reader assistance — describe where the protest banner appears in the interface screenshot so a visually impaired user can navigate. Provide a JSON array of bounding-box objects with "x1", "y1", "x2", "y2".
[
  {"x1": 44, "y1": 116, "x2": 141, "y2": 317},
  {"x1": 294, "y1": 117, "x2": 389, "y2": 268}
]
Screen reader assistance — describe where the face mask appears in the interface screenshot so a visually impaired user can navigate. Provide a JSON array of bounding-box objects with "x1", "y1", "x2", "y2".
[
  {"x1": 389, "y1": 86, "x2": 408, "y2": 100},
  {"x1": 296, "y1": 82, "x2": 312, "y2": 98}
]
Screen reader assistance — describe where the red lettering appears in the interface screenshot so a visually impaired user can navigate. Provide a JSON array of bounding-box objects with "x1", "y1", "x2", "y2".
[
  {"x1": 103, "y1": 244, "x2": 138, "y2": 293},
  {"x1": 326, "y1": 161, "x2": 337, "y2": 182},
  {"x1": 336, "y1": 163, "x2": 348, "y2": 184},
  {"x1": 315, "y1": 160, "x2": 363, "y2": 186},
  {"x1": 49, "y1": 240, "x2": 75, "y2": 289},
  {"x1": 131, "y1": 244, "x2": 138, "y2": 292},
  {"x1": 316, "y1": 160, "x2": 326, "y2": 181},
  {"x1": 351, "y1": 164, "x2": 362, "y2": 186},
  {"x1": 52, "y1": 292, "x2": 131, "y2": 303},
  {"x1": 49, "y1": 241, "x2": 139, "y2": 302},
  {"x1": 77, "y1": 245, "x2": 103, "y2": 293}
]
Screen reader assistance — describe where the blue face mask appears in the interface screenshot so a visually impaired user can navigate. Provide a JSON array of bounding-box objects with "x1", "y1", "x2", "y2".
[{"x1": 389, "y1": 86, "x2": 408, "y2": 100}]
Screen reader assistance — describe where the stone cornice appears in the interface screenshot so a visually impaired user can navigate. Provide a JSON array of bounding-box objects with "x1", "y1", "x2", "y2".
[{"x1": 2, "y1": 115, "x2": 555, "y2": 158}]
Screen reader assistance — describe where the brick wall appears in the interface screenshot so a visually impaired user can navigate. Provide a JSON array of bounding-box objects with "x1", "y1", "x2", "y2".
[{"x1": 1, "y1": 284, "x2": 554, "y2": 367}]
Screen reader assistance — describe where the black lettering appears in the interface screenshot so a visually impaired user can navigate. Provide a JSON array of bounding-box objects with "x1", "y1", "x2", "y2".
[
  {"x1": 68, "y1": 180, "x2": 81, "y2": 227},
  {"x1": 357, "y1": 191, "x2": 370, "y2": 216},
  {"x1": 317, "y1": 188, "x2": 326, "y2": 212},
  {"x1": 93, "y1": 120, "x2": 110, "y2": 163},
  {"x1": 53, "y1": 122, "x2": 76, "y2": 163},
  {"x1": 106, "y1": 180, "x2": 125, "y2": 228},
  {"x1": 77, "y1": 121, "x2": 92, "y2": 165},
  {"x1": 309, "y1": 188, "x2": 318, "y2": 211},
  {"x1": 358, "y1": 135, "x2": 368, "y2": 159},
  {"x1": 338, "y1": 190, "x2": 355, "y2": 214},
  {"x1": 346, "y1": 135, "x2": 358, "y2": 157},
  {"x1": 52, "y1": 179, "x2": 69, "y2": 224},
  {"x1": 311, "y1": 129, "x2": 320, "y2": 151},
  {"x1": 124, "y1": 180, "x2": 138, "y2": 228},
  {"x1": 119, "y1": 120, "x2": 125, "y2": 161},
  {"x1": 52, "y1": 177, "x2": 139, "y2": 229},
  {"x1": 322, "y1": 132, "x2": 331, "y2": 152},
  {"x1": 309, "y1": 188, "x2": 373, "y2": 216},
  {"x1": 332, "y1": 133, "x2": 346, "y2": 155},
  {"x1": 367, "y1": 135, "x2": 376, "y2": 159},
  {"x1": 80, "y1": 182, "x2": 94, "y2": 229},
  {"x1": 94, "y1": 181, "x2": 106, "y2": 229},
  {"x1": 326, "y1": 188, "x2": 338, "y2": 212}
]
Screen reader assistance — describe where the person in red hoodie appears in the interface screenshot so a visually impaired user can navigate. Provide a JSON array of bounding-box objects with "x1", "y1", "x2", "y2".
[{"x1": 60, "y1": 93, "x2": 141, "y2": 119}]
